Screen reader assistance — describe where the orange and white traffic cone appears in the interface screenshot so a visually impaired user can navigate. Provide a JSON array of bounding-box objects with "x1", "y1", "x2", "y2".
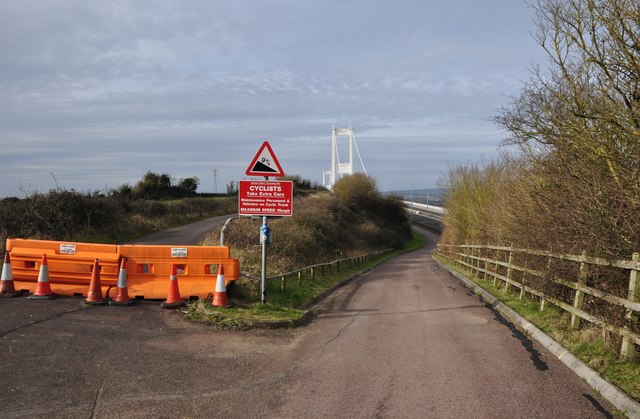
[
  {"x1": 0, "y1": 252, "x2": 20, "y2": 298},
  {"x1": 28, "y1": 254, "x2": 56, "y2": 300},
  {"x1": 85, "y1": 258, "x2": 107, "y2": 305},
  {"x1": 109, "y1": 258, "x2": 133, "y2": 306},
  {"x1": 161, "y1": 264, "x2": 185, "y2": 308},
  {"x1": 212, "y1": 264, "x2": 230, "y2": 308}
]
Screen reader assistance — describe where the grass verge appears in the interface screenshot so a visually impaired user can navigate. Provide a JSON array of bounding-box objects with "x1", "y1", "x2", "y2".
[
  {"x1": 182, "y1": 232, "x2": 426, "y2": 329},
  {"x1": 434, "y1": 255, "x2": 640, "y2": 403},
  {"x1": 183, "y1": 301, "x2": 304, "y2": 330}
]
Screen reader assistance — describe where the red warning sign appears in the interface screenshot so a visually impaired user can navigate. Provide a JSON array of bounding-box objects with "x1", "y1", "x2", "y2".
[
  {"x1": 238, "y1": 180, "x2": 293, "y2": 216},
  {"x1": 245, "y1": 141, "x2": 285, "y2": 177}
]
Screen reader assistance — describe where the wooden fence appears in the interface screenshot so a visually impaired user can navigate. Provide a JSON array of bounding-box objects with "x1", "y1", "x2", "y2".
[
  {"x1": 437, "y1": 244, "x2": 640, "y2": 358},
  {"x1": 241, "y1": 249, "x2": 393, "y2": 292}
]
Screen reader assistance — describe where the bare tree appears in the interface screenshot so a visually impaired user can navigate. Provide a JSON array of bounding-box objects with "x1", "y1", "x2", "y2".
[{"x1": 494, "y1": 0, "x2": 640, "y2": 258}]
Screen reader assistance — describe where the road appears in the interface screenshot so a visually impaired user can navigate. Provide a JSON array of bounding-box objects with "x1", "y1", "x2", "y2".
[
  {"x1": 128, "y1": 213, "x2": 236, "y2": 245},
  {"x1": 0, "y1": 228, "x2": 614, "y2": 418}
]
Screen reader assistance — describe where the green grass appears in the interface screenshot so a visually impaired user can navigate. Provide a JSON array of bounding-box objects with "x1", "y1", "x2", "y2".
[
  {"x1": 183, "y1": 301, "x2": 303, "y2": 330},
  {"x1": 434, "y1": 255, "x2": 640, "y2": 403},
  {"x1": 185, "y1": 231, "x2": 426, "y2": 329}
]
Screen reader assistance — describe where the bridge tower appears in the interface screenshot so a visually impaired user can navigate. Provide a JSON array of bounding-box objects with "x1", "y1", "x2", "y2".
[{"x1": 324, "y1": 126, "x2": 367, "y2": 190}]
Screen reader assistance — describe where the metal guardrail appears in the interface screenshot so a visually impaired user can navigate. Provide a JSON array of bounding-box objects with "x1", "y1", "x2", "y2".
[{"x1": 402, "y1": 200, "x2": 447, "y2": 216}]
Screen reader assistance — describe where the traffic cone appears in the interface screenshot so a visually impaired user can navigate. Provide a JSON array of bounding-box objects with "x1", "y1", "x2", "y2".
[
  {"x1": 161, "y1": 264, "x2": 184, "y2": 308},
  {"x1": 28, "y1": 254, "x2": 56, "y2": 300},
  {"x1": 212, "y1": 264, "x2": 230, "y2": 308},
  {"x1": 0, "y1": 252, "x2": 20, "y2": 297},
  {"x1": 109, "y1": 258, "x2": 133, "y2": 306},
  {"x1": 85, "y1": 258, "x2": 107, "y2": 305}
]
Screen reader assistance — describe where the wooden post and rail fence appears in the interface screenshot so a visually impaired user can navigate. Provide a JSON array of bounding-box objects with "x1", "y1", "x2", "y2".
[
  {"x1": 241, "y1": 249, "x2": 392, "y2": 293},
  {"x1": 437, "y1": 244, "x2": 640, "y2": 358}
]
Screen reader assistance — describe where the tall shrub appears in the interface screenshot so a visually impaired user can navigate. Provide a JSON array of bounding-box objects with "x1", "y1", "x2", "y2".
[{"x1": 494, "y1": 0, "x2": 640, "y2": 259}]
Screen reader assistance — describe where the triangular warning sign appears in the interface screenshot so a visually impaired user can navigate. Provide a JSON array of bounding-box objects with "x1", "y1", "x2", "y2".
[{"x1": 246, "y1": 141, "x2": 285, "y2": 177}]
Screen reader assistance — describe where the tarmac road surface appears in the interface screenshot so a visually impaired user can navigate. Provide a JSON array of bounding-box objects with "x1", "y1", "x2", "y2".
[
  {"x1": 128, "y1": 213, "x2": 236, "y2": 245},
  {"x1": 0, "y1": 228, "x2": 615, "y2": 418}
]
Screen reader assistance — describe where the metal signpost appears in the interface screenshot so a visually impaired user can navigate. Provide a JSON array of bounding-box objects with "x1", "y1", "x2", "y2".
[{"x1": 242, "y1": 141, "x2": 290, "y2": 304}]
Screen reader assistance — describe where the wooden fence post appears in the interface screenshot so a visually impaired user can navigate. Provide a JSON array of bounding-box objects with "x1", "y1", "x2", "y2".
[
  {"x1": 570, "y1": 251, "x2": 588, "y2": 329},
  {"x1": 520, "y1": 260, "x2": 527, "y2": 300},
  {"x1": 473, "y1": 247, "x2": 480, "y2": 277},
  {"x1": 281, "y1": 275, "x2": 286, "y2": 292},
  {"x1": 541, "y1": 252, "x2": 553, "y2": 312},
  {"x1": 463, "y1": 246, "x2": 469, "y2": 272},
  {"x1": 483, "y1": 247, "x2": 489, "y2": 281},
  {"x1": 493, "y1": 248, "x2": 500, "y2": 287},
  {"x1": 311, "y1": 267, "x2": 315, "y2": 281},
  {"x1": 505, "y1": 248, "x2": 514, "y2": 292},
  {"x1": 453, "y1": 246, "x2": 459, "y2": 268},
  {"x1": 621, "y1": 252, "x2": 638, "y2": 358},
  {"x1": 461, "y1": 246, "x2": 466, "y2": 270},
  {"x1": 298, "y1": 271, "x2": 302, "y2": 286}
]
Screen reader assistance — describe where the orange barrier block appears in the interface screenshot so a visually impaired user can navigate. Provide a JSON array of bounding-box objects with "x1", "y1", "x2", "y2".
[
  {"x1": 7, "y1": 239, "x2": 119, "y2": 297},
  {"x1": 6, "y1": 239, "x2": 240, "y2": 300},
  {"x1": 118, "y1": 245, "x2": 239, "y2": 300}
]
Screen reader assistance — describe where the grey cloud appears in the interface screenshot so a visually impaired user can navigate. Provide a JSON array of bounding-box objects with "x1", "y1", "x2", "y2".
[{"x1": 0, "y1": 0, "x2": 545, "y2": 195}]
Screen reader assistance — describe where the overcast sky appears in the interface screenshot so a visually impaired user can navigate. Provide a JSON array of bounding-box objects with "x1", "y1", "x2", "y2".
[{"x1": 0, "y1": 0, "x2": 546, "y2": 197}]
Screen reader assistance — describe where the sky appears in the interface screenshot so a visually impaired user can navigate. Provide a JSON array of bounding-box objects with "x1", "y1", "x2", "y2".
[{"x1": 0, "y1": 0, "x2": 547, "y2": 197}]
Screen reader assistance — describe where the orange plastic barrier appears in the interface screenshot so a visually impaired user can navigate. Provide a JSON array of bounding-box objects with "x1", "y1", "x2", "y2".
[
  {"x1": 7, "y1": 239, "x2": 120, "y2": 297},
  {"x1": 6, "y1": 239, "x2": 240, "y2": 300},
  {"x1": 118, "y1": 244, "x2": 239, "y2": 300}
]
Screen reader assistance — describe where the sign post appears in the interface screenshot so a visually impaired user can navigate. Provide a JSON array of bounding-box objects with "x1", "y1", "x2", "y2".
[
  {"x1": 260, "y1": 213, "x2": 268, "y2": 303},
  {"x1": 243, "y1": 141, "x2": 290, "y2": 304}
]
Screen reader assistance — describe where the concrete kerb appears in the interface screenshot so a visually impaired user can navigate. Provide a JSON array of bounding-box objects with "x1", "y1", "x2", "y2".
[{"x1": 436, "y1": 260, "x2": 640, "y2": 418}]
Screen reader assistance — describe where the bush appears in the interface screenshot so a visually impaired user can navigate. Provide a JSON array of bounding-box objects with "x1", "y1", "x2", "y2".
[
  {"x1": 0, "y1": 190, "x2": 126, "y2": 254},
  {"x1": 211, "y1": 177, "x2": 412, "y2": 276},
  {"x1": 131, "y1": 171, "x2": 201, "y2": 199},
  {"x1": 332, "y1": 173, "x2": 380, "y2": 209},
  {"x1": 0, "y1": 190, "x2": 237, "y2": 255}
]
